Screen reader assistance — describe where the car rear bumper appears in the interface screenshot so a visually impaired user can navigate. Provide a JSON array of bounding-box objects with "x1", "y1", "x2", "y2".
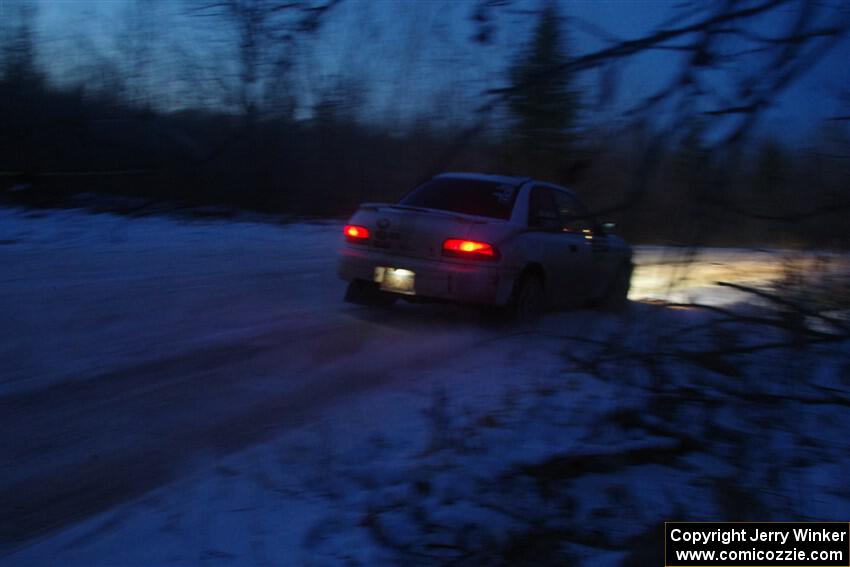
[{"x1": 338, "y1": 245, "x2": 516, "y2": 305}]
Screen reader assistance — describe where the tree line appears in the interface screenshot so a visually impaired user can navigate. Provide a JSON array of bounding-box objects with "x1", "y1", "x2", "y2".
[{"x1": 1, "y1": 0, "x2": 848, "y2": 248}]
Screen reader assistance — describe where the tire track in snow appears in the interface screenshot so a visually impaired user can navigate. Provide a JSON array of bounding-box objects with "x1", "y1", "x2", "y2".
[{"x1": 0, "y1": 308, "x2": 487, "y2": 552}]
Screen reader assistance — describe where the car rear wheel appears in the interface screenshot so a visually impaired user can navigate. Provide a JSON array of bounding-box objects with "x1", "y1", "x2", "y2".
[
  {"x1": 344, "y1": 280, "x2": 398, "y2": 307},
  {"x1": 506, "y1": 273, "x2": 545, "y2": 324}
]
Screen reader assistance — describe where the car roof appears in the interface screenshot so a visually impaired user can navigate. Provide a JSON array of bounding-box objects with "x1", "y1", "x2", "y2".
[{"x1": 436, "y1": 172, "x2": 531, "y2": 186}]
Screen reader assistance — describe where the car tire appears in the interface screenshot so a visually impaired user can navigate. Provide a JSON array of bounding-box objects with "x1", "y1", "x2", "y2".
[
  {"x1": 344, "y1": 280, "x2": 398, "y2": 307},
  {"x1": 506, "y1": 273, "x2": 545, "y2": 325},
  {"x1": 599, "y1": 261, "x2": 632, "y2": 311}
]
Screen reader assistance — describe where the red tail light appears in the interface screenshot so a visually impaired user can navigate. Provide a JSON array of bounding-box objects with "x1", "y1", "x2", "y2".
[
  {"x1": 344, "y1": 224, "x2": 369, "y2": 242},
  {"x1": 442, "y1": 239, "x2": 499, "y2": 260}
]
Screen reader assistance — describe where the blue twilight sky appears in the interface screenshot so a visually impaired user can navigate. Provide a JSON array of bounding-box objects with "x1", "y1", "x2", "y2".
[{"x1": 22, "y1": 0, "x2": 850, "y2": 145}]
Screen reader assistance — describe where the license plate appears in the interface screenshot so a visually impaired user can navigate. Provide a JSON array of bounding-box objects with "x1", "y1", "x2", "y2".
[{"x1": 374, "y1": 267, "x2": 415, "y2": 295}]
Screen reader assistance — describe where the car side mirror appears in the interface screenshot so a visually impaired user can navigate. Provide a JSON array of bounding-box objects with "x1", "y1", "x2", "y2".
[{"x1": 599, "y1": 222, "x2": 616, "y2": 236}]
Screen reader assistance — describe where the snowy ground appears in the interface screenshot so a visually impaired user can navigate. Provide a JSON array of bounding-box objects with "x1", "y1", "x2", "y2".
[{"x1": 1, "y1": 206, "x2": 848, "y2": 566}]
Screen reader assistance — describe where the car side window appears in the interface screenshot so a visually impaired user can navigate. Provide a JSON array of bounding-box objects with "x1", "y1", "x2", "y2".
[
  {"x1": 528, "y1": 187, "x2": 561, "y2": 230},
  {"x1": 552, "y1": 190, "x2": 592, "y2": 233}
]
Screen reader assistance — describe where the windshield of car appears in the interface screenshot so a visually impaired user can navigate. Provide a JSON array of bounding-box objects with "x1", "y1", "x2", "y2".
[{"x1": 398, "y1": 177, "x2": 519, "y2": 220}]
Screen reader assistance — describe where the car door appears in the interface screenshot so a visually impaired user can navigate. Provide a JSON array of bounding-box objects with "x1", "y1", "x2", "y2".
[
  {"x1": 548, "y1": 188, "x2": 596, "y2": 300},
  {"x1": 551, "y1": 189, "x2": 615, "y2": 298},
  {"x1": 524, "y1": 185, "x2": 591, "y2": 306}
]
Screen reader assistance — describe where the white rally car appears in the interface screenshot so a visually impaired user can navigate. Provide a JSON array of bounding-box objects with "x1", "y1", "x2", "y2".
[{"x1": 338, "y1": 172, "x2": 632, "y2": 321}]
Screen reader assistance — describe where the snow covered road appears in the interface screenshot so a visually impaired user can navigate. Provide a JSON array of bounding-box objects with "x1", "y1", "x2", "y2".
[
  {"x1": 0, "y1": 208, "x2": 499, "y2": 548},
  {"x1": 1, "y1": 207, "x2": 847, "y2": 565}
]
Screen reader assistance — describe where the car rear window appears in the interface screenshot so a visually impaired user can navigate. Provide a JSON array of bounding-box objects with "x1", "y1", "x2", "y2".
[{"x1": 399, "y1": 177, "x2": 518, "y2": 220}]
